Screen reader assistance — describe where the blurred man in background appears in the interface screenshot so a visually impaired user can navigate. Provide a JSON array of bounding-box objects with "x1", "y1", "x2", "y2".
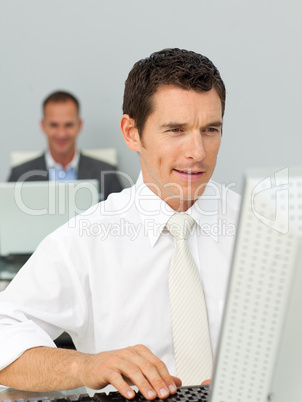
[{"x1": 8, "y1": 90, "x2": 123, "y2": 200}]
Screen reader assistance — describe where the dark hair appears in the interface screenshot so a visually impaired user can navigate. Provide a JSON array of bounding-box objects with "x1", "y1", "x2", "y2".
[
  {"x1": 123, "y1": 48, "x2": 226, "y2": 136},
  {"x1": 43, "y1": 91, "x2": 80, "y2": 115}
]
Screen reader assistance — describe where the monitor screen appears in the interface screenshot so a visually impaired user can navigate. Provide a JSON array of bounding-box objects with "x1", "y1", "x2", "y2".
[{"x1": 0, "y1": 180, "x2": 99, "y2": 256}]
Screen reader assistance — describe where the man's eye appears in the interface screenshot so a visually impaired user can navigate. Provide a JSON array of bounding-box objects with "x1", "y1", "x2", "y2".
[
  {"x1": 169, "y1": 128, "x2": 182, "y2": 133},
  {"x1": 206, "y1": 127, "x2": 219, "y2": 133}
]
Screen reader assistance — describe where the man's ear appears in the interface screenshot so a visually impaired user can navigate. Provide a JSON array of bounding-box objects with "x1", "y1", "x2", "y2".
[
  {"x1": 40, "y1": 118, "x2": 46, "y2": 134},
  {"x1": 120, "y1": 114, "x2": 141, "y2": 152},
  {"x1": 76, "y1": 118, "x2": 83, "y2": 136}
]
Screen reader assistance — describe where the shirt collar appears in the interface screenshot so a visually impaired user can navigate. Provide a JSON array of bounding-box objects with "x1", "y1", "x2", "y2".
[
  {"x1": 45, "y1": 150, "x2": 80, "y2": 171},
  {"x1": 135, "y1": 172, "x2": 219, "y2": 247}
]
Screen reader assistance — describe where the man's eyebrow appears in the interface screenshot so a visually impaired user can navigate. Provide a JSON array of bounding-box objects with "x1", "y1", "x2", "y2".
[
  {"x1": 204, "y1": 120, "x2": 223, "y2": 127},
  {"x1": 160, "y1": 120, "x2": 223, "y2": 129},
  {"x1": 160, "y1": 122, "x2": 188, "y2": 129}
]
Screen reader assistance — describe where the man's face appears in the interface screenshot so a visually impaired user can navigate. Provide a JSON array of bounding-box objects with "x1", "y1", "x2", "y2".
[
  {"x1": 41, "y1": 100, "x2": 82, "y2": 162},
  {"x1": 129, "y1": 86, "x2": 223, "y2": 211}
]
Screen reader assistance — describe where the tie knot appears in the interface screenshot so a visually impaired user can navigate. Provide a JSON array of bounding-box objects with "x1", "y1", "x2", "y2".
[{"x1": 166, "y1": 213, "x2": 195, "y2": 241}]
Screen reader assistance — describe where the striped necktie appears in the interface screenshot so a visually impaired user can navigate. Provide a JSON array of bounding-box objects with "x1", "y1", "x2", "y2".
[{"x1": 166, "y1": 213, "x2": 213, "y2": 385}]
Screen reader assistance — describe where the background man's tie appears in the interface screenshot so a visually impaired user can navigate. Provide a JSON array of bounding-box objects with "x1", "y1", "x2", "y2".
[{"x1": 166, "y1": 213, "x2": 213, "y2": 385}]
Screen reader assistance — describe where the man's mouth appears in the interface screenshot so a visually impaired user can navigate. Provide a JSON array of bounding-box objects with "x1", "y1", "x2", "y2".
[
  {"x1": 173, "y1": 169, "x2": 205, "y2": 179},
  {"x1": 176, "y1": 169, "x2": 203, "y2": 174},
  {"x1": 55, "y1": 139, "x2": 68, "y2": 146}
]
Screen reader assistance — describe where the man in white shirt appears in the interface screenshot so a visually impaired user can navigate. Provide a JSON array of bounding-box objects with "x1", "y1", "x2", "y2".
[
  {"x1": 0, "y1": 49, "x2": 240, "y2": 399},
  {"x1": 7, "y1": 91, "x2": 123, "y2": 200}
]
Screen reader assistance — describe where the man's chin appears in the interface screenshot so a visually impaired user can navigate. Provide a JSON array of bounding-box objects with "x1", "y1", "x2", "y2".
[
  {"x1": 161, "y1": 192, "x2": 202, "y2": 212},
  {"x1": 180, "y1": 186, "x2": 209, "y2": 201},
  {"x1": 53, "y1": 147, "x2": 73, "y2": 158}
]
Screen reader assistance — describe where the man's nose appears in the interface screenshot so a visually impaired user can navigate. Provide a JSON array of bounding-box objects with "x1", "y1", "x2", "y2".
[
  {"x1": 57, "y1": 127, "x2": 67, "y2": 137},
  {"x1": 185, "y1": 131, "x2": 206, "y2": 161}
]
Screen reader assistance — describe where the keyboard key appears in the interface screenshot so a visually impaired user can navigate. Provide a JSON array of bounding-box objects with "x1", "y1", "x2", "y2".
[
  {"x1": 66, "y1": 395, "x2": 80, "y2": 402},
  {"x1": 79, "y1": 394, "x2": 93, "y2": 402},
  {"x1": 54, "y1": 397, "x2": 66, "y2": 402}
]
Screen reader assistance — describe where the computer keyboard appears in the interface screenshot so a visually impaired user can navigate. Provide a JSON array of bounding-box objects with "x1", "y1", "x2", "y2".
[{"x1": 1, "y1": 386, "x2": 210, "y2": 402}]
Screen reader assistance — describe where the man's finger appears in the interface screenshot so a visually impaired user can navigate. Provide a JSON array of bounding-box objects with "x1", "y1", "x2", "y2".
[
  {"x1": 118, "y1": 349, "x2": 171, "y2": 399},
  {"x1": 171, "y1": 376, "x2": 182, "y2": 388},
  {"x1": 107, "y1": 371, "x2": 136, "y2": 400},
  {"x1": 133, "y1": 345, "x2": 179, "y2": 395}
]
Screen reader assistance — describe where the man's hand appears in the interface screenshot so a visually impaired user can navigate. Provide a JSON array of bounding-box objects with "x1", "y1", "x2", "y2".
[
  {"x1": 0, "y1": 345, "x2": 181, "y2": 398},
  {"x1": 80, "y1": 344, "x2": 181, "y2": 400}
]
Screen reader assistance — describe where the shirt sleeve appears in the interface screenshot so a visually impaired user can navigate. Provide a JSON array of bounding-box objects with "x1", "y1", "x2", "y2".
[{"x1": 0, "y1": 231, "x2": 88, "y2": 370}]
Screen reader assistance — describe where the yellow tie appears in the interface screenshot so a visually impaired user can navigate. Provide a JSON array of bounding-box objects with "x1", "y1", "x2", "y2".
[{"x1": 166, "y1": 213, "x2": 213, "y2": 385}]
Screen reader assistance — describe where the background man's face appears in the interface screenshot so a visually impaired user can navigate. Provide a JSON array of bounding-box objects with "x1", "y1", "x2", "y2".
[
  {"x1": 135, "y1": 85, "x2": 222, "y2": 211},
  {"x1": 41, "y1": 100, "x2": 82, "y2": 161}
]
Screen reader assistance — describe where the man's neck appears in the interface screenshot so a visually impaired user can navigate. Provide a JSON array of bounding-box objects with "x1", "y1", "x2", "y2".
[
  {"x1": 142, "y1": 181, "x2": 198, "y2": 212},
  {"x1": 166, "y1": 198, "x2": 197, "y2": 212},
  {"x1": 49, "y1": 150, "x2": 76, "y2": 169}
]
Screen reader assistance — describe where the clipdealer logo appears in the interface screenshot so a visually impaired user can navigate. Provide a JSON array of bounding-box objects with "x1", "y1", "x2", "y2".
[{"x1": 251, "y1": 168, "x2": 289, "y2": 234}]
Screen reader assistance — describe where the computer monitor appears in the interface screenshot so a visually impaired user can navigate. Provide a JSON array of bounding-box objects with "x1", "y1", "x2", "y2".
[
  {"x1": 210, "y1": 167, "x2": 302, "y2": 402},
  {"x1": 0, "y1": 180, "x2": 99, "y2": 256}
]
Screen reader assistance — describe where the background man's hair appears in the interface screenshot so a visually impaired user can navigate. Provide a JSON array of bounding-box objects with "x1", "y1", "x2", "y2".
[
  {"x1": 43, "y1": 90, "x2": 80, "y2": 115},
  {"x1": 123, "y1": 48, "x2": 226, "y2": 136}
]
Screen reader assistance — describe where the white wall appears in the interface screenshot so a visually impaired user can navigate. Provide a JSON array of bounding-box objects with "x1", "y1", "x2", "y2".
[{"x1": 0, "y1": 0, "x2": 301, "y2": 193}]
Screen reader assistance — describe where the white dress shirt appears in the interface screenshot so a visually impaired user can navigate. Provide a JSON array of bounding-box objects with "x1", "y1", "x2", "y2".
[{"x1": 0, "y1": 176, "x2": 240, "y2": 379}]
